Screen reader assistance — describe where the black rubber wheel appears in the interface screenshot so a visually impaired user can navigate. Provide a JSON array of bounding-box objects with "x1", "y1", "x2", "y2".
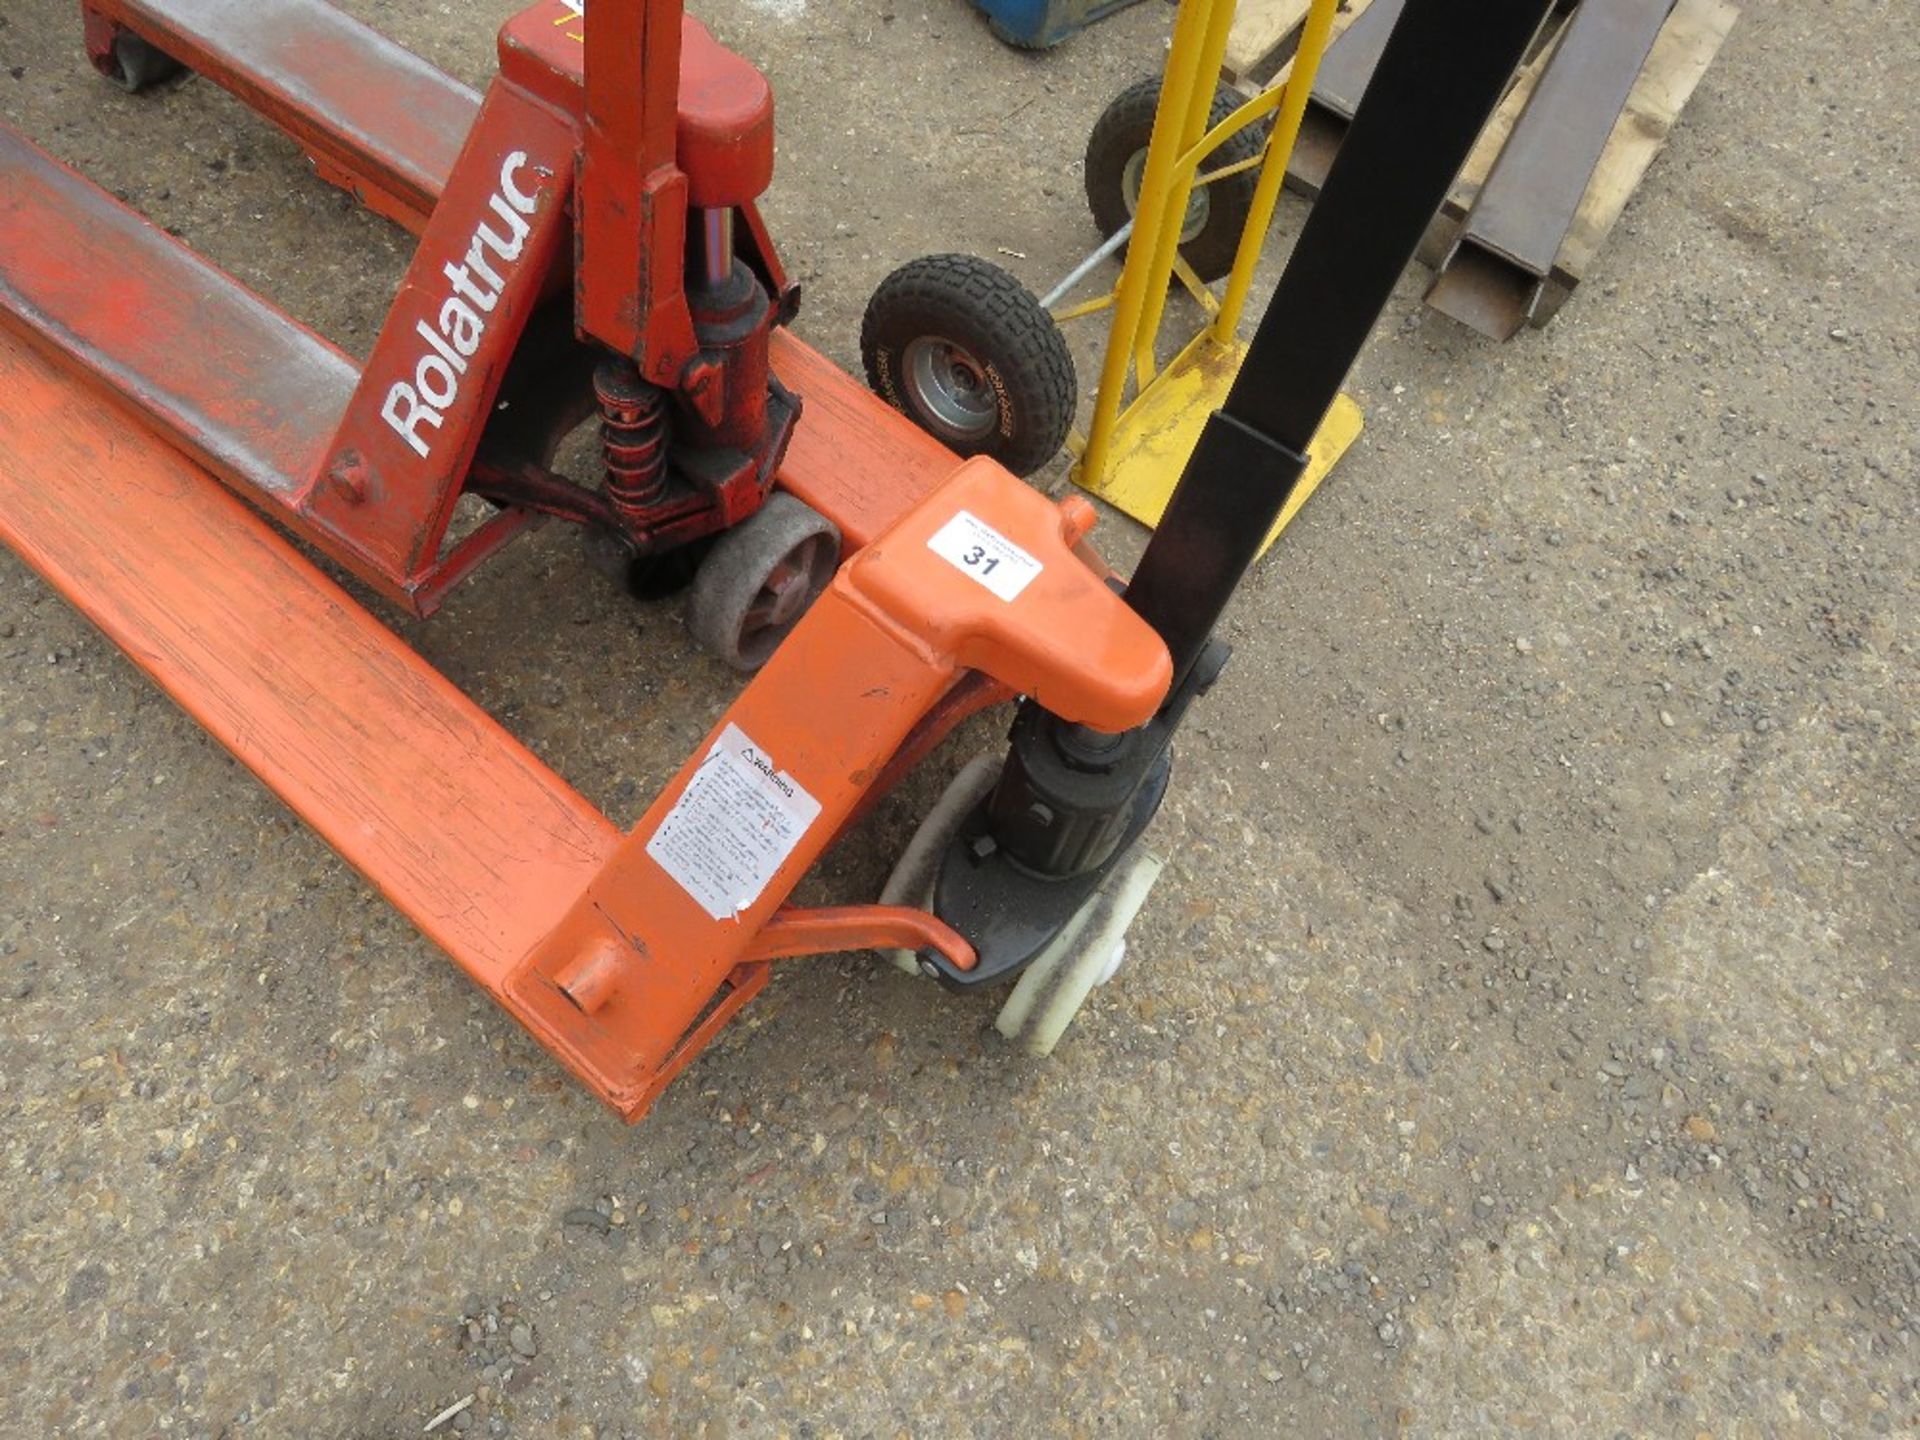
[
  {"x1": 861, "y1": 254, "x2": 1076, "y2": 478},
  {"x1": 579, "y1": 525, "x2": 712, "y2": 601},
  {"x1": 107, "y1": 33, "x2": 184, "y2": 93},
  {"x1": 1085, "y1": 77, "x2": 1268, "y2": 284}
]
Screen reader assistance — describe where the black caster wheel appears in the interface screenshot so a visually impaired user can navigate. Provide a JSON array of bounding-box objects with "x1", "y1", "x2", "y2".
[
  {"x1": 104, "y1": 33, "x2": 184, "y2": 94},
  {"x1": 579, "y1": 525, "x2": 710, "y2": 602},
  {"x1": 861, "y1": 254, "x2": 1076, "y2": 478},
  {"x1": 685, "y1": 494, "x2": 840, "y2": 672},
  {"x1": 1085, "y1": 77, "x2": 1268, "y2": 284}
]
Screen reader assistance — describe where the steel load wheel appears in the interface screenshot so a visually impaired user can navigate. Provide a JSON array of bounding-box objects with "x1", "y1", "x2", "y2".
[
  {"x1": 877, "y1": 752, "x2": 1164, "y2": 1056},
  {"x1": 103, "y1": 33, "x2": 184, "y2": 93},
  {"x1": 685, "y1": 494, "x2": 840, "y2": 671},
  {"x1": 1085, "y1": 77, "x2": 1268, "y2": 284},
  {"x1": 861, "y1": 255, "x2": 1075, "y2": 478}
]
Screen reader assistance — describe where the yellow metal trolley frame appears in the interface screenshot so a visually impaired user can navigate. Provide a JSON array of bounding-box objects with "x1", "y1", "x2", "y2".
[{"x1": 1050, "y1": 0, "x2": 1362, "y2": 555}]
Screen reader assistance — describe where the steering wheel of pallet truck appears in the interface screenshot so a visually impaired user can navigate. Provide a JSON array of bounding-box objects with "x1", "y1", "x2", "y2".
[
  {"x1": 685, "y1": 494, "x2": 841, "y2": 672},
  {"x1": 861, "y1": 254, "x2": 1076, "y2": 478}
]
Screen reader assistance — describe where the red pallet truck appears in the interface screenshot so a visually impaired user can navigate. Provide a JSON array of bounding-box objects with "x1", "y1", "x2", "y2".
[{"x1": 0, "y1": 0, "x2": 1551, "y2": 1118}]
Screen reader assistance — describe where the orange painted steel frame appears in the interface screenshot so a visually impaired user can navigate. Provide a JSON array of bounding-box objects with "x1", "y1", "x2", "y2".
[
  {"x1": 0, "y1": 325, "x2": 1170, "y2": 1120},
  {"x1": 65, "y1": 0, "x2": 789, "y2": 614},
  {"x1": 0, "y1": 0, "x2": 1178, "y2": 1121},
  {"x1": 509, "y1": 466, "x2": 1169, "y2": 1116}
]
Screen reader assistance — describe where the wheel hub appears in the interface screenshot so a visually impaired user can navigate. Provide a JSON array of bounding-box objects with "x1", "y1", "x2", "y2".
[
  {"x1": 741, "y1": 534, "x2": 829, "y2": 639},
  {"x1": 903, "y1": 336, "x2": 999, "y2": 443},
  {"x1": 1121, "y1": 150, "x2": 1211, "y2": 245}
]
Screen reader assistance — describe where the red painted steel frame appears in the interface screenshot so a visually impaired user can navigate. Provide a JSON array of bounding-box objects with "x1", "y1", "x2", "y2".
[
  {"x1": 0, "y1": 3, "x2": 1184, "y2": 1118},
  {"x1": 574, "y1": 0, "x2": 695, "y2": 373},
  {"x1": 78, "y1": 0, "x2": 482, "y2": 235},
  {"x1": 56, "y1": 0, "x2": 824, "y2": 613}
]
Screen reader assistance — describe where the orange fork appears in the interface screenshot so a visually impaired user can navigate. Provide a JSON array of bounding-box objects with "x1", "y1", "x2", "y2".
[{"x1": 0, "y1": 329, "x2": 1170, "y2": 1120}]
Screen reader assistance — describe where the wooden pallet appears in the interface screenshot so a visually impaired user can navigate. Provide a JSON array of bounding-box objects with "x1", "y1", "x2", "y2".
[{"x1": 1221, "y1": 0, "x2": 1310, "y2": 85}]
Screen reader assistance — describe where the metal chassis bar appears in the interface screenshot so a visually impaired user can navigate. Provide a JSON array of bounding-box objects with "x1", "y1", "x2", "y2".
[
  {"x1": 1123, "y1": 0, "x2": 1557, "y2": 689},
  {"x1": 1285, "y1": 0, "x2": 1407, "y2": 197}
]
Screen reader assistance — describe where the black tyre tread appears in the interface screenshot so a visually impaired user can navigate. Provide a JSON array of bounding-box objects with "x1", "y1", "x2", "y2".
[
  {"x1": 1085, "y1": 76, "x2": 1267, "y2": 283},
  {"x1": 860, "y1": 254, "x2": 1075, "y2": 478}
]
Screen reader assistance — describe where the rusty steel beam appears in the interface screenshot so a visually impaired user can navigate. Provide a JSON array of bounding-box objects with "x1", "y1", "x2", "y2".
[
  {"x1": 1285, "y1": 0, "x2": 1406, "y2": 197},
  {"x1": 1426, "y1": 0, "x2": 1675, "y2": 338}
]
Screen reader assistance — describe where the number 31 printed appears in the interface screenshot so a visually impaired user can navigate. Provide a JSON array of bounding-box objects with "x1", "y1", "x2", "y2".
[{"x1": 960, "y1": 545, "x2": 1000, "y2": 576}]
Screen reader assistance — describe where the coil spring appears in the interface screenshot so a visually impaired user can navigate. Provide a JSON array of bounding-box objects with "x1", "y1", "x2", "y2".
[{"x1": 595, "y1": 361, "x2": 670, "y2": 523}]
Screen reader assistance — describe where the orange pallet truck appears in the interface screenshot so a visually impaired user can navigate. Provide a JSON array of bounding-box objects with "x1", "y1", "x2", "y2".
[{"x1": 0, "y1": 0, "x2": 1550, "y2": 1118}]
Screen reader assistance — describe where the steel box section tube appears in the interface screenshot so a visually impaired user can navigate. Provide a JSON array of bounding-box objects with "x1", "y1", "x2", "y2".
[{"x1": 1124, "y1": 0, "x2": 1556, "y2": 690}]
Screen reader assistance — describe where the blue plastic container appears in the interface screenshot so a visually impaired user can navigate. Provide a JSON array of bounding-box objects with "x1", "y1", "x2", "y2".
[{"x1": 966, "y1": 0, "x2": 1149, "y2": 50}]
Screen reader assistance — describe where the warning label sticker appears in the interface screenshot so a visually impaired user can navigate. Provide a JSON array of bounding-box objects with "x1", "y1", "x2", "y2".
[{"x1": 645, "y1": 723, "x2": 823, "y2": 921}]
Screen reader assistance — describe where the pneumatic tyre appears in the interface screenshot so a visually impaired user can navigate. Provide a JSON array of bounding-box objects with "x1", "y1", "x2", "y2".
[
  {"x1": 1085, "y1": 77, "x2": 1267, "y2": 284},
  {"x1": 861, "y1": 254, "x2": 1076, "y2": 478}
]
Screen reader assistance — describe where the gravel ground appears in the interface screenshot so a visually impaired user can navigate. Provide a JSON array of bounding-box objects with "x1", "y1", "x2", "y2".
[{"x1": 1, "y1": 1, "x2": 1915, "y2": 1436}]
